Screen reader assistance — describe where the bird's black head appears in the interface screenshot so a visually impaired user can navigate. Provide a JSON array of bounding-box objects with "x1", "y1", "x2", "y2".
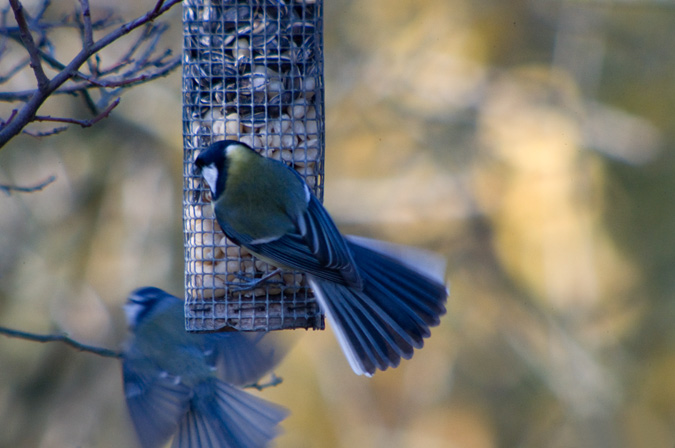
[
  {"x1": 195, "y1": 140, "x2": 263, "y2": 200},
  {"x1": 194, "y1": 140, "x2": 238, "y2": 199}
]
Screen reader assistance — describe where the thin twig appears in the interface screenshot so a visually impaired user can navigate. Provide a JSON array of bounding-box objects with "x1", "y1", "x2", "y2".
[
  {"x1": 130, "y1": 23, "x2": 166, "y2": 72},
  {"x1": 0, "y1": 57, "x2": 179, "y2": 102},
  {"x1": 96, "y1": 57, "x2": 135, "y2": 77},
  {"x1": 36, "y1": 49, "x2": 102, "y2": 86},
  {"x1": 117, "y1": 23, "x2": 154, "y2": 69},
  {"x1": 1, "y1": 109, "x2": 18, "y2": 127},
  {"x1": 0, "y1": 326, "x2": 122, "y2": 358},
  {"x1": 33, "y1": 0, "x2": 51, "y2": 22},
  {"x1": 105, "y1": 62, "x2": 179, "y2": 88},
  {"x1": 78, "y1": 0, "x2": 93, "y2": 48},
  {"x1": 151, "y1": 0, "x2": 167, "y2": 16},
  {"x1": 33, "y1": 97, "x2": 120, "y2": 127},
  {"x1": 92, "y1": 53, "x2": 101, "y2": 76},
  {"x1": 0, "y1": 0, "x2": 94, "y2": 39},
  {"x1": 245, "y1": 372, "x2": 284, "y2": 391},
  {"x1": 0, "y1": 174, "x2": 55, "y2": 195},
  {"x1": 78, "y1": 88, "x2": 98, "y2": 115},
  {"x1": 0, "y1": 10, "x2": 118, "y2": 36},
  {"x1": 35, "y1": 51, "x2": 107, "y2": 87},
  {"x1": 8, "y1": 0, "x2": 49, "y2": 91},
  {"x1": 22, "y1": 125, "x2": 68, "y2": 137},
  {"x1": 78, "y1": 0, "x2": 98, "y2": 78}
]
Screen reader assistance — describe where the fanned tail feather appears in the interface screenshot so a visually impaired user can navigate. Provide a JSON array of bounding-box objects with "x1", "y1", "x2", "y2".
[{"x1": 309, "y1": 239, "x2": 448, "y2": 376}]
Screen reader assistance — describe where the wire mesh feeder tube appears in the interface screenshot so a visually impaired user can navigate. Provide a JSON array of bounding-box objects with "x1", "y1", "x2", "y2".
[{"x1": 182, "y1": 0, "x2": 325, "y2": 332}]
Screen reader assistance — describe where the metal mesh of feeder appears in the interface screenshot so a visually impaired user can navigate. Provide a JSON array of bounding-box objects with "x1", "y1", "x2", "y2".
[{"x1": 182, "y1": 0, "x2": 325, "y2": 332}]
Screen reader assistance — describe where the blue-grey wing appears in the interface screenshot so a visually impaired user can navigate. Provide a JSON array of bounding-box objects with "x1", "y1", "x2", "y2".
[
  {"x1": 172, "y1": 379, "x2": 288, "y2": 448},
  {"x1": 203, "y1": 332, "x2": 287, "y2": 387},
  {"x1": 122, "y1": 361, "x2": 192, "y2": 448}
]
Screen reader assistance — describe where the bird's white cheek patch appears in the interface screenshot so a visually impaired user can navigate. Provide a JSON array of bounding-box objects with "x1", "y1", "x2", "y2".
[
  {"x1": 123, "y1": 302, "x2": 144, "y2": 328},
  {"x1": 201, "y1": 164, "x2": 219, "y2": 195}
]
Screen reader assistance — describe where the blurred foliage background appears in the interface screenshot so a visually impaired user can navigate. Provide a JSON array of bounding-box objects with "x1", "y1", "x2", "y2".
[{"x1": 1, "y1": 0, "x2": 674, "y2": 447}]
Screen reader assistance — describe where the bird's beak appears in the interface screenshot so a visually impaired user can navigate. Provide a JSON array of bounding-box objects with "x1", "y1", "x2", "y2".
[{"x1": 192, "y1": 162, "x2": 202, "y2": 177}]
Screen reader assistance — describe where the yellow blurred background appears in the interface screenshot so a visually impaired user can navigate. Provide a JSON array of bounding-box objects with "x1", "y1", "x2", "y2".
[{"x1": 1, "y1": 0, "x2": 674, "y2": 447}]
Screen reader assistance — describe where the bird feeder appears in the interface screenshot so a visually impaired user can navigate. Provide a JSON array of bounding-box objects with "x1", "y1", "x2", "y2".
[{"x1": 182, "y1": 0, "x2": 325, "y2": 332}]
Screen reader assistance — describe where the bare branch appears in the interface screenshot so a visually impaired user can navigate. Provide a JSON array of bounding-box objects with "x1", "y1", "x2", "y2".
[
  {"x1": 35, "y1": 48, "x2": 102, "y2": 85},
  {"x1": 33, "y1": 96, "x2": 120, "y2": 128},
  {"x1": 0, "y1": 325, "x2": 122, "y2": 359},
  {"x1": 0, "y1": 71, "x2": 171, "y2": 104},
  {"x1": 1, "y1": 108, "x2": 18, "y2": 127},
  {"x1": 115, "y1": 24, "x2": 155, "y2": 70},
  {"x1": 245, "y1": 372, "x2": 284, "y2": 391},
  {"x1": 0, "y1": 174, "x2": 55, "y2": 195},
  {"x1": 130, "y1": 23, "x2": 168, "y2": 72},
  {"x1": 0, "y1": 325, "x2": 283, "y2": 382},
  {"x1": 0, "y1": 56, "x2": 179, "y2": 102},
  {"x1": 0, "y1": 2, "x2": 101, "y2": 40},
  {"x1": 84, "y1": 0, "x2": 179, "y2": 60},
  {"x1": 78, "y1": 0, "x2": 93, "y2": 48},
  {"x1": 78, "y1": 87, "x2": 98, "y2": 115},
  {"x1": 77, "y1": 0, "x2": 98, "y2": 78},
  {"x1": 8, "y1": 0, "x2": 49, "y2": 91},
  {"x1": 0, "y1": 0, "x2": 181, "y2": 149},
  {"x1": 151, "y1": 0, "x2": 167, "y2": 17},
  {"x1": 33, "y1": 0, "x2": 51, "y2": 22},
  {"x1": 102, "y1": 61, "x2": 179, "y2": 88},
  {"x1": 22, "y1": 125, "x2": 68, "y2": 137}
]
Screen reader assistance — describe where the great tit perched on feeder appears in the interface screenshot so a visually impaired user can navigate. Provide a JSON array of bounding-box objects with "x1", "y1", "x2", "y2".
[
  {"x1": 122, "y1": 287, "x2": 288, "y2": 448},
  {"x1": 194, "y1": 140, "x2": 449, "y2": 377}
]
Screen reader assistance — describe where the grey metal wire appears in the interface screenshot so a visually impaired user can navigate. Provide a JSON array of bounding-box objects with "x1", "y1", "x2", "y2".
[{"x1": 182, "y1": 0, "x2": 325, "y2": 332}]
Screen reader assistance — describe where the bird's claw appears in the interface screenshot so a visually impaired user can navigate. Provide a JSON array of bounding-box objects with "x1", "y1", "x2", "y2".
[{"x1": 226, "y1": 268, "x2": 284, "y2": 292}]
